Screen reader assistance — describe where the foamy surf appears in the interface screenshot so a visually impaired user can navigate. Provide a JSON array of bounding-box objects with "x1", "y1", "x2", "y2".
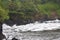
[
  {"x1": 2, "y1": 19, "x2": 60, "y2": 32},
  {"x1": 2, "y1": 19, "x2": 60, "y2": 40}
]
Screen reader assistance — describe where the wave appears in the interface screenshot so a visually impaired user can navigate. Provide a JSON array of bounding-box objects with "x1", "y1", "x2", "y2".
[
  {"x1": 2, "y1": 19, "x2": 60, "y2": 40},
  {"x1": 2, "y1": 19, "x2": 60, "y2": 32}
]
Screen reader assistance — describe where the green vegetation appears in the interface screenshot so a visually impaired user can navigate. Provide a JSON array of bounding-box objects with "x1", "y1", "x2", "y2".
[
  {"x1": 0, "y1": 0, "x2": 60, "y2": 23},
  {"x1": 0, "y1": 0, "x2": 9, "y2": 23},
  {"x1": 1, "y1": 0, "x2": 60, "y2": 40}
]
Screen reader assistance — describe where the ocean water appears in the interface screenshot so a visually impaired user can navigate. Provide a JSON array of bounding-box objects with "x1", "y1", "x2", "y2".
[{"x1": 2, "y1": 19, "x2": 60, "y2": 40}]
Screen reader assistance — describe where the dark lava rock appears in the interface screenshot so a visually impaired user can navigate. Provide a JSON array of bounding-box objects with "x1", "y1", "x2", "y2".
[
  {"x1": 4, "y1": 20, "x2": 15, "y2": 26},
  {"x1": 12, "y1": 38, "x2": 18, "y2": 40},
  {"x1": 0, "y1": 33, "x2": 6, "y2": 40}
]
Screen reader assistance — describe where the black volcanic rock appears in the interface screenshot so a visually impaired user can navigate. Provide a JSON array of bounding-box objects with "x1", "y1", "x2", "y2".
[
  {"x1": 12, "y1": 37, "x2": 18, "y2": 40},
  {"x1": 4, "y1": 20, "x2": 14, "y2": 26}
]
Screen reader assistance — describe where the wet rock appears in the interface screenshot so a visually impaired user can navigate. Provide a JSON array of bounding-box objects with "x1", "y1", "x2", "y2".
[
  {"x1": 0, "y1": 33, "x2": 6, "y2": 40},
  {"x1": 4, "y1": 20, "x2": 14, "y2": 26},
  {"x1": 12, "y1": 37, "x2": 18, "y2": 40}
]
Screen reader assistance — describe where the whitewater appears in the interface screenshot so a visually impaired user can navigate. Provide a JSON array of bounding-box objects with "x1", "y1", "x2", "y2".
[
  {"x1": 2, "y1": 19, "x2": 60, "y2": 40},
  {"x1": 3, "y1": 19, "x2": 60, "y2": 31}
]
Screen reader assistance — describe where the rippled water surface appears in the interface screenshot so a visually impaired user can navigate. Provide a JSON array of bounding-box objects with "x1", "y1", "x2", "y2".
[
  {"x1": 17, "y1": 31, "x2": 60, "y2": 40},
  {"x1": 3, "y1": 30, "x2": 60, "y2": 40}
]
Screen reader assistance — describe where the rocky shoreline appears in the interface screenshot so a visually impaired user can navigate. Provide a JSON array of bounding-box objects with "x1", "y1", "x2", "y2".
[{"x1": 1, "y1": 18, "x2": 60, "y2": 40}]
